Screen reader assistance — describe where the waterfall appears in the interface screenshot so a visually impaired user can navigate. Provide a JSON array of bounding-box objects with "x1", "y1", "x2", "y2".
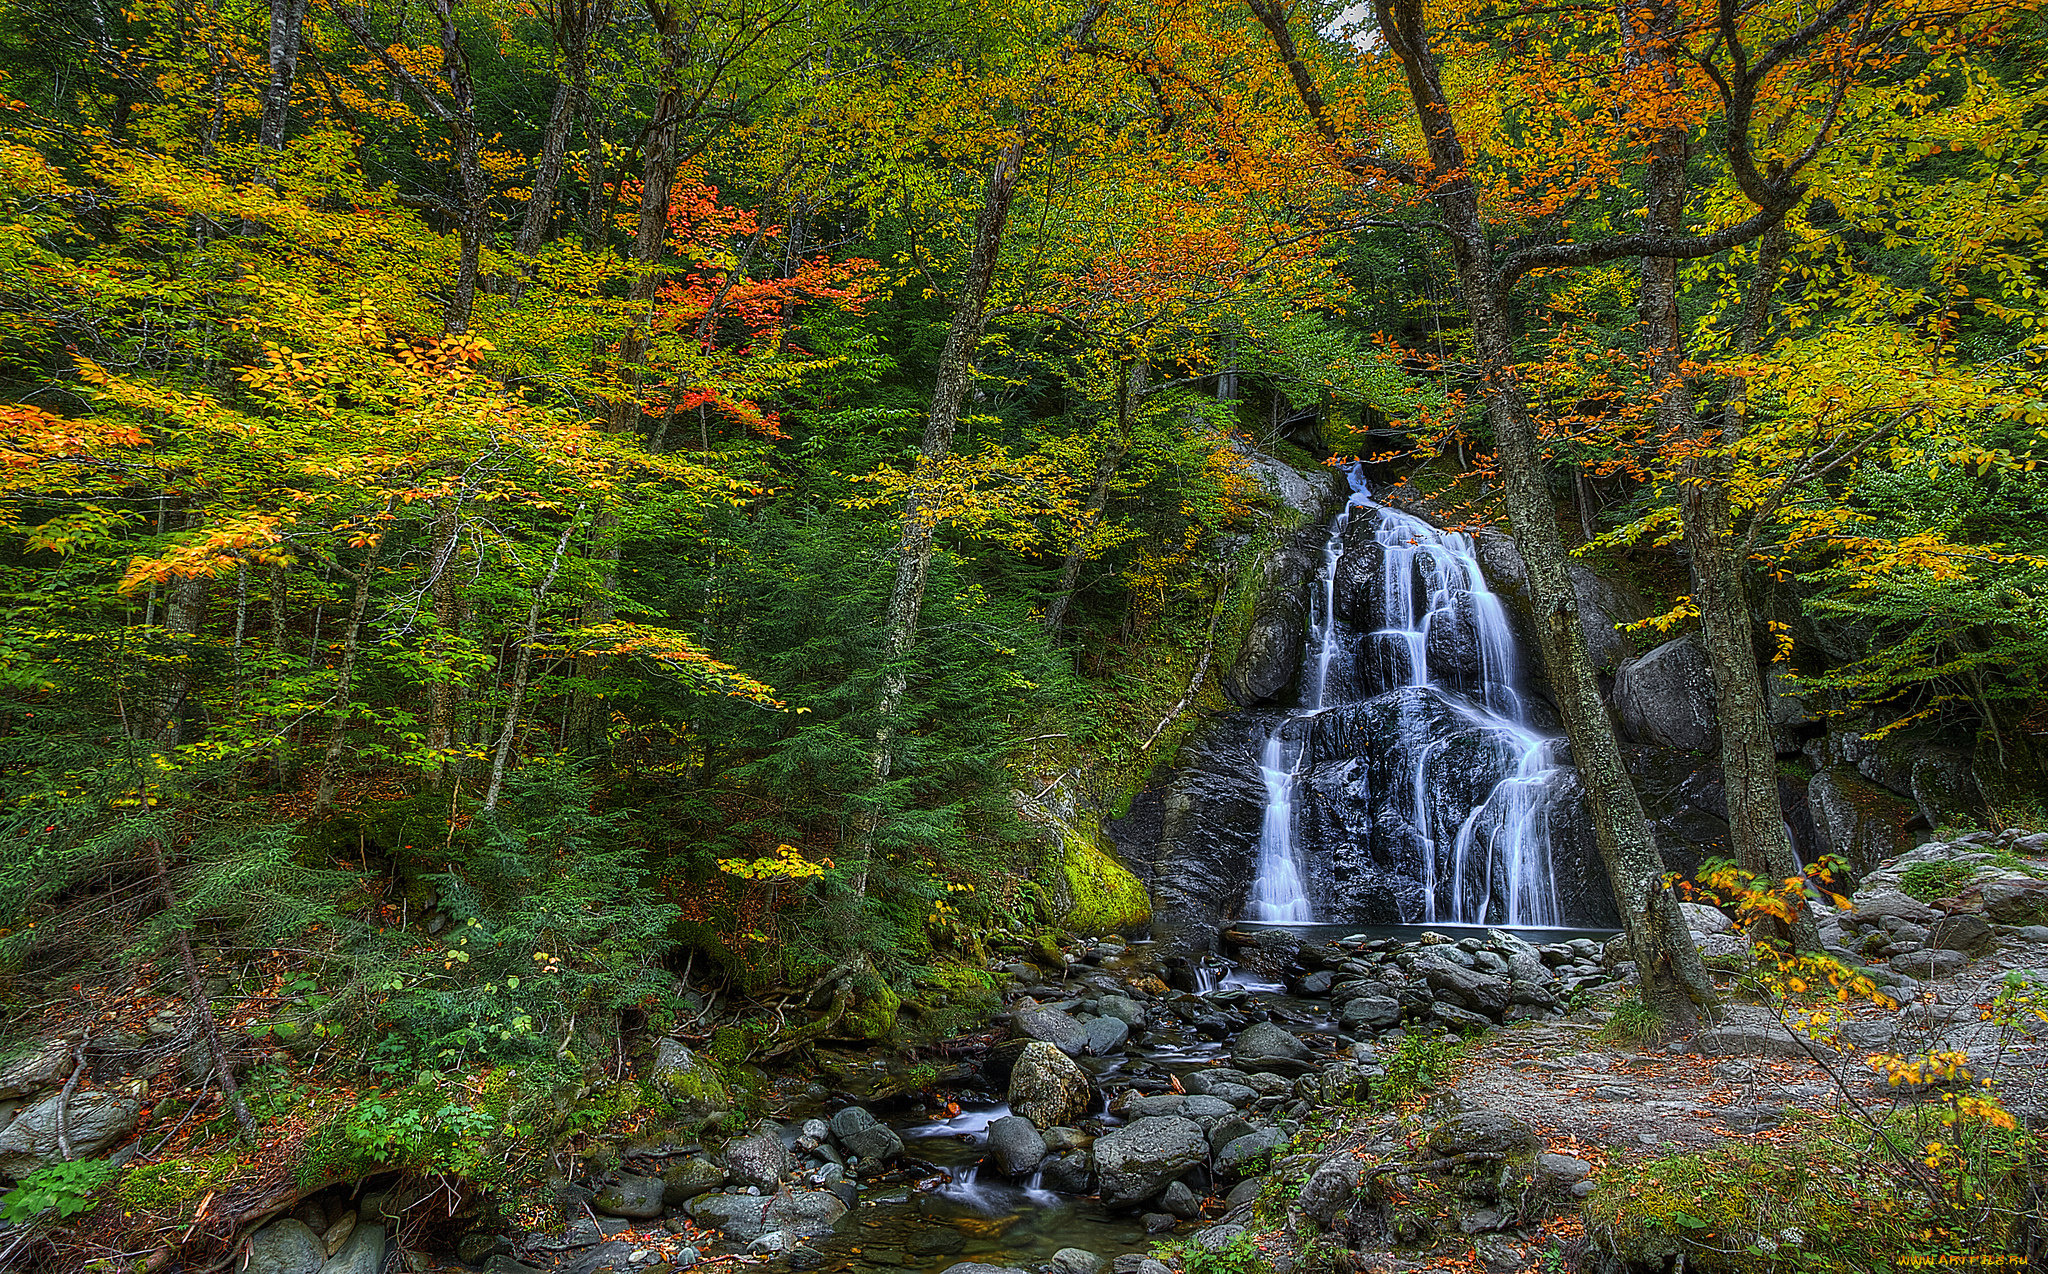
[{"x1": 1243, "y1": 465, "x2": 1572, "y2": 927}]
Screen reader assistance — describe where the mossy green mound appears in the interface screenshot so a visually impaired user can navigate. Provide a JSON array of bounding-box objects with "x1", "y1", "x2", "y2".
[{"x1": 1052, "y1": 832, "x2": 1151, "y2": 936}]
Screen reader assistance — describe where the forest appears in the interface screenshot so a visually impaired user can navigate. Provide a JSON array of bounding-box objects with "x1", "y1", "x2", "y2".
[{"x1": 1, "y1": 0, "x2": 2046, "y2": 1268}]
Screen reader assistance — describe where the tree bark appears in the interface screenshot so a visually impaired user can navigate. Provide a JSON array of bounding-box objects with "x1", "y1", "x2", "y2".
[
  {"x1": 258, "y1": 0, "x2": 310, "y2": 150},
  {"x1": 1626, "y1": 1, "x2": 1817, "y2": 950},
  {"x1": 1367, "y1": 0, "x2": 1717, "y2": 1032},
  {"x1": 425, "y1": 499, "x2": 463, "y2": 785},
  {"x1": 517, "y1": 0, "x2": 613, "y2": 258},
  {"x1": 486, "y1": 510, "x2": 580, "y2": 809},
  {"x1": 316, "y1": 537, "x2": 384, "y2": 811}
]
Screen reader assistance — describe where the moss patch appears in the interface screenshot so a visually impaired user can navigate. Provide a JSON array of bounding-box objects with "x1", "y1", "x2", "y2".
[{"x1": 1054, "y1": 832, "x2": 1151, "y2": 936}]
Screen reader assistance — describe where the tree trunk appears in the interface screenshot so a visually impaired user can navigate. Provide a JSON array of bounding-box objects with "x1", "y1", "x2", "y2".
[
  {"x1": 316, "y1": 538, "x2": 384, "y2": 811},
  {"x1": 425, "y1": 500, "x2": 463, "y2": 785},
  {"x1": 146, "y1": 837, "x2": 257, "y2": 1140},
  {"x1": 1044, "y1": 358, "x2": 1139, "y2": 634},
  {"x1": 1370, "y1": 0, "x2": 1716, "y2": 1033},
  {"x1": 860, "y1": 2, "x2": 1105, "y2": 896},
  {"x1": 148, "y1": 573, "x2": 209, "y2": 747},
  {"x1": 258, "y1": 0, "x2": 310, "y2": 150},
  {"x1": 1627, "y1": 13, "x2": 1817, "y2": 951},
  {"x1": 486, "y1": 511, "x2": 580, "y2": 809},
  {"x1": 518, "y1": 79, "x2": 578, "y2": 257}
]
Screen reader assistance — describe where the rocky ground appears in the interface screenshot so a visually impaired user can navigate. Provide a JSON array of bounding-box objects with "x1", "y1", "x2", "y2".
[{"x1": 3, "y1": 834, "x2": 2043, "y2": 1274}]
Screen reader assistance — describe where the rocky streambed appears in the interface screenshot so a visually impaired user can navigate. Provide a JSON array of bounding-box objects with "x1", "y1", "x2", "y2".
[{"x1": 375, "y1": 925, "x2": 1629, "y2": 1274}]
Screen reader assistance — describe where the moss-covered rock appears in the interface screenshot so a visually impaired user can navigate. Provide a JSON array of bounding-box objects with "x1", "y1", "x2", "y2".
[
  {"x1": 1048, "y1": 831, "x2": 1151, "y2": 936},
  {"x1": 833, "y1": 972, "x2": 901, "y2": 1042}
]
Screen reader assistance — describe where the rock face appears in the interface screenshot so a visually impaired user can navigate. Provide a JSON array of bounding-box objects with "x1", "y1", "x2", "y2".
[
  {"x1": 662, "y1": 1155, "x2": 727, "y2": 1205},
  {"x1": 1093, "y1": 1116, "x2": 1208, "y2": 1209},
  {"x1": 1148, "y1": 713, "x2": 1272, "y2": 951},
  {"x1": 1012, "y1": 1004, "x2": 1088, "y2": 1056},
  {"x1": 0, "y1": 1041, "x2": 71, "y2": 1100},
  {"x1": 1809, "y1": 769, "x2": 1923, "y2": 880},
  {"x1": 647, "y1": 1040, "x2": 732, "y2": 1132},
  {"x1": 1222, "y1": 519, "x2": 1331, "y2": 708},
  {"x1": 1009, "y1": 1042, "x2": 1091, "y2": 1129},
  {"x1": 0, "y1": 1088, "x2": 142, "y2": 1177},
  {"x1": 1613, "y1": 637, "x2": 1718, "y2": 754}
]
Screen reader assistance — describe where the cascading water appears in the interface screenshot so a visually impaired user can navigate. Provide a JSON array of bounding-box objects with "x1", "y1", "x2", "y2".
[{"x1": 1243, "y1": 465, "x2": 1576, "y2": 927}]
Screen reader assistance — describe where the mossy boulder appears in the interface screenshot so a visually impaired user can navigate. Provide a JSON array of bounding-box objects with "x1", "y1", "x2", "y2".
[
  {"x1": 1047, "y1": 831, "x2": 1151, "y2": 937},
  {"x1": 833, "y1": 972, "x2": 901, "y2": 1042},
  {"x1": 647, "y1": 1040, "x2": 732, "y2": 1132}
]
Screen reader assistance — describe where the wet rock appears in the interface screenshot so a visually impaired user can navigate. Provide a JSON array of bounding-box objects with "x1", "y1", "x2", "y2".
[
  {"x1": 1613, "y1": 637, "x2": 1717, "y2": 753},
  {"x1": 592, "y1": 1174, "x2": 666, "y2": 1219},
  {"x1": 1081, "y1": 1016, "x2": 1130, "y2": 1056},
  {"x1": 1049, "y1": 1249, "x2": 1105, "y2": 1274},
  {"x1": 0, "y1": 1041, "x2": 71, "y2": 1100},
  {"x1": 320, "y1": 1210, "x2": 356, "y2": 1255},
  {"x1": 937, "y1": 1264, "x2": 1029, "y2": 1274},
  {"x1": 1339, "y1": 996, "x2": 1402, "y2": 1031},
  {"x1": 1013, "y1": 1004, "x2": 1088, "y2": 1056},
  {"x1": 648, "y1": 1041, "x2": 732, "y2": 1133},
  {"x1": 247, "y1": 1219, "x2": 325, "y2": 1274},
  {"x1": 1009, "y1": 1041, "x2": 1091, "y2": 1129},
  {"x1": 906, "y1": 1230, "x2": 967, "y2": 1257},
  {"x1": 1415, "y1": 955, "x2": 1510, "y2": 1017},
  {"x1": 985, "y1": 1115, "x2": 1046, "y2": 1179},
  {"x1": 1159, "y1": 1180, "x2": 1202, "y2": 1219},
  {"x1": 1148, "y1": 715, "x2": 1271, "y2": 953},
  {"x1": 662, "y1": 1155, "x2": 727, "y2": 1206},
  {"x1": 0, "y1": 1087, "x2": 142, "y2": 1177},
  {"x1": 321, "y1": 1221, "x2": 385, "y2": 1274},
  {"x1": 724, "y1": 1128, "x2": 792, "y2": 1190},
  {"x1": 1229, "y1": 1022, "x2": 1316, "y2": 1077},
  {"x1": 1189, "y1": 1224, "x2": 1248, "y2": 1252},
  {"x1": 1040, "y1": 1151, "x2": 1093, "y2": 1193},
  {"x1": 685, "y1": 1190, "x2": 846, "y2": 1242},
  {"x1": 826, "y1": 1106, "x2": 903, "y2": 1165},
  {"x1": 1094, "y1": 1116, "x2": 1209, "y2": 1209},
  {"x1": 1096, "y1": 995, "x2": 1147, "y2": 1025},
  {"x1": 1222, "y1": 524, "x2": 1325, "y2": 707},
  {"x1": 1810, "y1": 769, "x2": 1921, "y2": 880},
  {"x1": 561, "y1": 1242, "x2": 638, "y2": 1274},
  {"x1": 1928, "y1": 913, "x2": 1994, "y2": 955}
]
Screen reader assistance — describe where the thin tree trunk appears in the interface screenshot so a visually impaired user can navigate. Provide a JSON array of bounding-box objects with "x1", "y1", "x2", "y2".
[
  {"x1": 1367, "y1": 0, "x2": 1717, "y2": 1033},
  {"x1": 258, "y1": 0, "x2": 310, "y2": 150},
  {"x1": 1044, "y1": 358, "x2": 1139, "y2": 634},
  {"x1": 146, "y1": 837, "x2": 257, "y2": 1139},
  {"x1": 1628, "y1": 1, "x2": 1816, "y2": 951},
  {"x1": 486, "y1": 510, "x2": 581, "y2": 809},
  {"x1": 269, "y1": 566, "x2": 293, "y2": 785},
  {"x1": 859, "y1": 2, "x2": 1106, "y2": 898},
  {"x1": 316, "y1": 538, "x2": 384, "y2": 811},
  {"x1": 518, "y1": 79, "x2": 578, "y2": 256},
  {"x1": 425, "y1": 500, "x2": 463, "y2": 785}
]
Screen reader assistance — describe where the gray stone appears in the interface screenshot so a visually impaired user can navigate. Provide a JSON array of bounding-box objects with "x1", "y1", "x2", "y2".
[
  {"x1": 1195, "y1": 1080, "x2": 1258, "y2": 1107},
  {"x1": 592, "y1": 1173, "x2": 665, "y2": 1219},
  {"x1": 748, "y1": 1231, "x2": 797, "y2": 1254},
  {"x1": 1424, "y1": 1112, "x2": 1538, "y2": 1159},
  {"x1": 1889, "y1": 949, "x2": 1967, "y2": 979},
  {"x1": 1691, "y1": 1023, "x2": 1813, "y2": 1059},
  {"x1": 1048, "y1": 1249, "x2": 1105, "y2": 1274},
  {"x1": 1093, "y1": 1116, "x2": 1209, "y2": 1209},
  {"x1": 685, "y1": 1190, "x2": 846, "y2": 1242},
  {"x1": 724, "y1": 1128, "x2": 792, "y2": 1190},
  {"x1": 0, "y1": 1087, "x2": 142, "y2": 1177},
  {"x1": 984, "y1": 1115, "x2": 1046, "y2": 1179},
  {"x1": 1008, "y1": 1041, "x2": 1091, "y2": 1129},
  {"x1": 647, "y1": 1040, "x2": 731, "y2": 1133},
  {"x1": 1340, "y1": 996, "x2": 1402, "y2": 1031},
  {"x1": 1979, "y1": 880, "x2": 2048, "y2": 926},
  {"x1": 1928, "y1": 913, "x2": 1994, "y2": 955},
  {"x1": 248, "y1": 1219, "x2": 325, "y2": 1274},
  {"x1": 662, "y1": 1155, "x2": 727, "y2": 1206},
  {"x1": 1190, "y1": 1224, "x2": 1247, "y2": 1253},
  {"x1": 1534, "y1": 1154, "x2": 1592, "y2": 1190},
  {"x1": 1222, "y1": 516, "x2": 1327, "y2": 707},
  {"x1": 1040, "y1": 1150, "x2": 1093, "y2": 1194},
  {"x1": 1014, "y1": 1004, "x2": 1089, "y2": 1056},
  {"x1": 1614, "y1": 637, "x2": 1717, "y2": 753},
  {"x1": 1097, "y1": 995, "x2": 1147, "y2": 1025},
  {"x1": 1415, "y1": 956, "x2": 1510, "y2": 1017},
  {"x1": 318, "y1": 1221, "x2": 384, "y2": 1274},
  {"x1": 0, "y1": 1041, "x2": 71, "y2": 1101},
  {"x1": 1229, "y1": 1022, "x2": 1316, "y2": 1077},
  {"x1": 1081, "y1": 1016, "x2": 1130, "y2": 1056},
  {"x1": 561, "y1": 1242, "x2": 637, "y2": 1274},
  {"x1": 1680, "y1": 903, "x2": 1734, "y2": 935},
  {"x1": 318, "y1": 1212, "x2": 355, "y2": 1257},
  {"x1": 1159, "y1": 1180, "x2": 1202, "y2": 1219},
  {"x1": 1179, "y1": 1095, "x2": 1236, "y2": 1124},
  {"x1": 1214, "y1": 1126, "x2": 1288, "y2": 1180},
  {"x1": 1296, "y1": 1158, "x2": 1356, "y2": 1228},
  {"x1": 1850, "y1": 889, "x2": 1939, "y2": 924},
  {"x1": 937, "y1": 1265, "x2": 1029, "y2": 1274},
  {"x1": 826, "y1": 1106, "x2": 903, "y2": 1164},
  {"x1": 486, "y1": 1258, "x2": 549, "y2": 1274}
]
